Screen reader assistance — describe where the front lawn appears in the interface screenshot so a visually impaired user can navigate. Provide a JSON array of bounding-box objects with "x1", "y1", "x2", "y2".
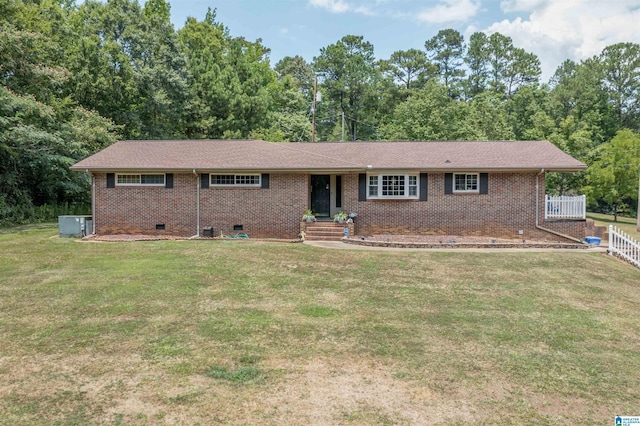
[
  {"x1": 587, "y1": 212, "x2": 639, "y2": 239},
  {"x1": 1, "y1": 224, "x2": 639, "y2": 425}
]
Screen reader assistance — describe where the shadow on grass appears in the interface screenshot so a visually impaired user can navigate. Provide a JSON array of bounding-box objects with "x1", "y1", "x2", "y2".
[
  {"x1": 0, "y1": 222, "x2": 57, "y2": 235},
  {"x1": 587, "y1": 212, "x2": 637, "y2": 225}
]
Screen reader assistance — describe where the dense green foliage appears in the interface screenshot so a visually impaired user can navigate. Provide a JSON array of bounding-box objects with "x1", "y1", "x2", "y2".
[{"x1": 1, "y1": 0, "x2": 640, "y2": 223}]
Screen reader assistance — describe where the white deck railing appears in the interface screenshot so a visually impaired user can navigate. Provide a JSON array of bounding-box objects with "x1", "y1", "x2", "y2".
[
  {"x1": 545, "y1": 195, "x2": 586, "y2": 219},
  {"x1": 609, "y1": 225, "x2": 640, "y2": 269}
]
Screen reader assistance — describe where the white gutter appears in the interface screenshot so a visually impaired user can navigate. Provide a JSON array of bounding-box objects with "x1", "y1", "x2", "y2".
[{"x1": 535, "y1": 169, "x2": 583, "y2": 244}]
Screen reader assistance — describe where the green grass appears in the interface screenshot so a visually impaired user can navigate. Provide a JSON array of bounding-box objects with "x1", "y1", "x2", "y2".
[
  {"x1": 587, "y1": 212, "x2": 640, "y2": 239},
  {"x1": 1, "y1": 224, "x2": 639, "y2": 424}
]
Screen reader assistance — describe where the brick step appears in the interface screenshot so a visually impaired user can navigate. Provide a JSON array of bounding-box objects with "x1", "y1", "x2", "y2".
[
  {"x1": 302, "y1": 221, "x2": 350, "y2": 241},
  {"x1": 304, "y1": 222, "x2": 345, "y2": 228},
  {"x1": 306, "y1": 229, "x2": 345, "y2": 235},
  {"x1": 587, "y1": 225, "x2": 608, "y2": 238},
  {"x1": 305, "y1": 226, "x2": 346, "y2": 232},
  {"x1": 304, "y1": 235, "x2": 345, "y2": 241}
]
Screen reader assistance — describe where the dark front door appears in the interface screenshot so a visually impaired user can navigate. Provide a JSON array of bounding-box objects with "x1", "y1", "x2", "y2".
[{"x1": 311, "y1": 175, "x2": 330, "y2": 217}]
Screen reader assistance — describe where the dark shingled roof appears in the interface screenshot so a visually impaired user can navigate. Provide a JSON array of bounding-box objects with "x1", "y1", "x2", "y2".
[{"x1": 71, "y1": 139, "x2": 586, "y2": 172}]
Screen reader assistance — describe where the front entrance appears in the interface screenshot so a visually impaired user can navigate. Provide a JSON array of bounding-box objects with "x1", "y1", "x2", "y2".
[{"x1": 310, "y1": 175, "x2": 331, "y2": 217}]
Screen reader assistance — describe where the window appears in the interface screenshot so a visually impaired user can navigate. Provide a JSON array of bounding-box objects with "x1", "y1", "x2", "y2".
[
  {"x1": 211, "y1": 174, "x2": 261, "y2": 187},
  {"x1": 368, "y1": 174, "x2": 418, "y2": 199},
  {"x1": 368, "y1": 176, "x2": 378, "y2": 197},
  {"x1": 454, "y1": 173, "x2": 479, "y2": 193},
  {"x1": 116, "y1": 173, "x2": 165, "y2": 186}
]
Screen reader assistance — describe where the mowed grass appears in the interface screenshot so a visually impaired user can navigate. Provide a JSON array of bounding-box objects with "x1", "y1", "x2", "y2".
[
  {"x1": 1, "y1": 224, "x2": 640, "y2": 425},
  {"x1": 587, "y1": 212, "x2": 640, "y2": 239}
]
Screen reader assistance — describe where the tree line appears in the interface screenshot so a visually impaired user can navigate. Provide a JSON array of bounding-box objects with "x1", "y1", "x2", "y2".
[{"x1": 1, "y1": 0, "x2": 639, "y2": 225}]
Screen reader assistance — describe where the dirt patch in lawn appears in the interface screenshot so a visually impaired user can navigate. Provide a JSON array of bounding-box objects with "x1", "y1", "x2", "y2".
[{"x1": 262, "y1": 357, "x2": 477, "y2": 425}]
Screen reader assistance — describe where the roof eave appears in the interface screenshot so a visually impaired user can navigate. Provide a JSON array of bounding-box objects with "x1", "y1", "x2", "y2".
[{"x1": 71, "y1": 165, "x2": 587, "y2": 173}]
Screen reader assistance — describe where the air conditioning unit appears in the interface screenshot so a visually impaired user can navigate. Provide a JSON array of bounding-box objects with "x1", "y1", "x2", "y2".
[{"x1": 58, "y1": 215, "x2": 92, "y2": 238}]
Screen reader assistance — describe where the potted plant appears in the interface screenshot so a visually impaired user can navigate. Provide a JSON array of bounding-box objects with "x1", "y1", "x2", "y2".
[
  {"x1": 333, "y1": 211, "x2": 348, "y2": 223},
  {"x1": 302, "y1": 209, "x2": 316, "y2": 222}
]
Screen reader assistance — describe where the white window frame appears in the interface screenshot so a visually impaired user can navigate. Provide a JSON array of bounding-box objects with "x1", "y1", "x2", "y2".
[
  {"x1": 210, "y1": 174, "x2": 261, "y2": 187},
  {"x1": 367, "y1": 173, "x2": 419, "y2": 199},
  {"x1": 453, "y1": 173, "x2": 479, "y2": 193},
  {"x1": 116, "y1": 173, "x2": 165, "y2": 186}
]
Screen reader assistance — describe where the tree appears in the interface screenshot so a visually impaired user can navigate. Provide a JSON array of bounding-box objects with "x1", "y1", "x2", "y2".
[
  {"x1": 251, "y1": 75, "x2": 312, "y2": 142},
  {"x1": 464, "y1": 32, "x2": 490, "y2": 99},
  {"x1": 312, "y1": 35, "x2": 380, "y2": 141},
  {"x1": 379, "y1": 49, "x2": 434, "y2": 90},
  {"x1": 178, "y1": 9, "x2": 276, "y2": 138},
  {"x1": 0, "y1": 22, "x2": 68, "y2": 103},
  {"x1": 65, "y1": 0, "x2": 188, "y2": 139},
  {"x1": 549, "y1": 58, "x2": 617, "y2": 147},
  {"x1": 505, "y1": 86, "x2": 553, "y2": 140},
  {"x1": 135, "y1": 0, "x2": 189, "y2": 139},
  {"x1": 274, "y1": 55, "x2": 314, "y2": 96},
  {"x1": 487, "y1": 32, "x2": 540, "y2": 97},
  {"x1": 67, "y1": 0, "x2": 145, "y2": 138},
  {"x1": 585, "y1": 129, "x2": 640, "y2": 221},
  {"x1": 0, "y1": 24, "x2": 118, "y2": 224},
  {"x1": 467, "y1": 91, "x2": 514, "y2": 140},
  {"x1": 503, "y1": 48, "x2": 540, "y2": 97},
  {"x1": 381, "y1": 80, "x2": 474, "y2": 141},
  {"x1": 425, "y1": 29, "x2": 465, "y2": 97},
  {"x1": 599, "y1": 43, "x2": 640, "y2": 130}
]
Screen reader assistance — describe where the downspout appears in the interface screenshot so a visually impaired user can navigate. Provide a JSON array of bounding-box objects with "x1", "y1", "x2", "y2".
[
  {"x1": 535, "y1": 169, "x2": 584, "y2": 243},
  {"x1": 87, "y1": 169, "x2": 96, "y2": 235},
  {"x1": 191, "y1": 169, "x2": 200, "y2": 238}
]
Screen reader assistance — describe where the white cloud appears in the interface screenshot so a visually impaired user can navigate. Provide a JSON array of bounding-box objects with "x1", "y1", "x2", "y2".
[
  {"x1": 308, "y1": 0, "x2": 350, "y2": 13},
  {"x1": 483, "y1": 0, "x2": 640, "y2": 81},
  {"x1": 417, "y1": 0, "x2": 481, "y2": 24},
  {"x1": 499, "y1": 0, "x2": 550, "y2": 13},
  {"x1": 308, "y1": 0, "x2": 378, "y2": 15},
  {"x1": 354, "y1": 5, "x2": 376, "y2": 16}
]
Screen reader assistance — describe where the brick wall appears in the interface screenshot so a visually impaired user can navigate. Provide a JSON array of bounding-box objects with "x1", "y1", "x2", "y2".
[
  {"x1": 200, "y1": 173, "x2": 307, "y2": 239},
  {"x1": 95, "y1": 172, "x2": 308, "y2": 238},
  {"x1": 343, "y1": 172, "x2": 585, "y2": 242},
  {"x1": 94, "y1": 173, "x2": 198, "y2": 236},
  {"x1": 93, "y1": 170, "x2": 585, "y2": 241},
  {"x1": 535, "y1": 173, "x2": 586, "y2": 240}
]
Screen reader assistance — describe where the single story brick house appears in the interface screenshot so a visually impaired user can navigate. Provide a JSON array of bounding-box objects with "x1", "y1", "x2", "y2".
[{"x1": 71, "y1": 139, "x2": 587, "y2": 241}]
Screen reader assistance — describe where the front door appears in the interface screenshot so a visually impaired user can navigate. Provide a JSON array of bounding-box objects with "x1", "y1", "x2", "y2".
[{"x1": 311, "y1": 175, "x2": 330, "y2": 217}]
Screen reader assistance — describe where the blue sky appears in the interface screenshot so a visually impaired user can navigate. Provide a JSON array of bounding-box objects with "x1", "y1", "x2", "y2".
[{"x1": 168, "y1": 0, "x2": 640, "y2": 82}]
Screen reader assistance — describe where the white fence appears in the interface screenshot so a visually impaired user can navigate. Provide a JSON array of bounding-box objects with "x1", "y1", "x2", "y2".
[
  {"x1": 609, "y1": 225, "x2": 640, "y2": 269},
  {"x1": 545, "y1": 195, "x2": 586, "y2": 219}
]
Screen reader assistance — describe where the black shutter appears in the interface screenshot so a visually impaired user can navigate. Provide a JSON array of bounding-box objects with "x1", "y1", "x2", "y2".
[
  {"x1": 261, "y1": 174, "x2": 269, "y2": 189},
  {"x1": 336, "y1": 175, "x2": 342, "y2": 208},
  {"x1": 107, "y1": 173, "x2": 115, "y2": 188},
  {"x1": 419, "y1": 173, "x2": 428, "y2": 201},
  {"x1": 444, "y1": 173, "x2": 453, "y2": 194},
  {"x1": 358, "y1": 173, "x2": 367, "y2": 201},
  {"x1": 479, "y1": 173, "x2": 488, "y2": 194},
  {"x1": 165, "y1": 173, "x2": 173, "y2": 188},
  {"x1": 201, "y1": 173, "x2": 209, "y2": 189}
]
